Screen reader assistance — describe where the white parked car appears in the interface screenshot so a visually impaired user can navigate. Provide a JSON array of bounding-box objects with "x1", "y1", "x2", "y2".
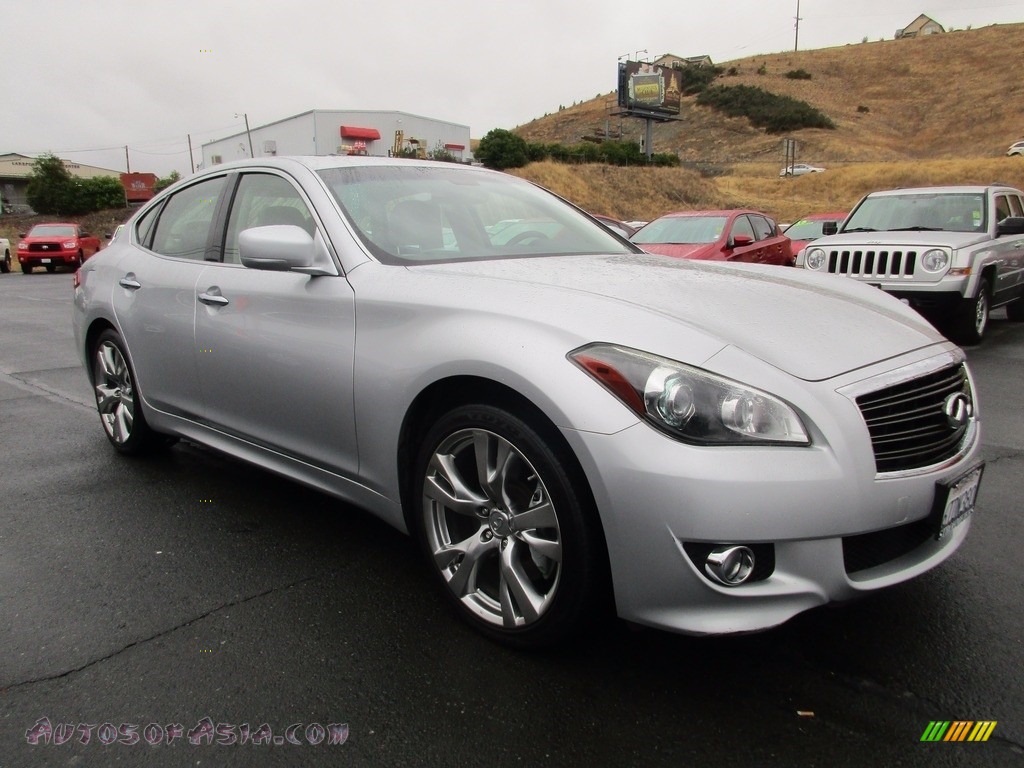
[
  {"x1": 780, "y1": 163, "x2": 826, "y2": 177},
  {"x1": 72, "y1": 156, "x2": 983, "y2": 647},
  {"x1": 1007, "y1": 140, "x2": 1024, "y2": 157}
]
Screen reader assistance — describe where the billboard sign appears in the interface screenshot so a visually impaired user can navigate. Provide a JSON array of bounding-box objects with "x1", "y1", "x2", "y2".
[{"x1": 617, "y1": 61, "x2": 682, "y2": 116}]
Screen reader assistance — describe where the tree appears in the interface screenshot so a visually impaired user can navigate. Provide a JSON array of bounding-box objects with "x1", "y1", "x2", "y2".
[
  {"x1": 26, "y1": 154, "x2": 73, "y2": 215},
  {"x1": 475, "y1": 129, "x2": 529, "y2": 170},
  {"x1": 152, "y1": 171, "x2": 181, "y2": 193}
]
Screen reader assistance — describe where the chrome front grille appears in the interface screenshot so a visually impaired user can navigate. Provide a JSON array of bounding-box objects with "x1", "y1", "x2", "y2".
[
  {"x1": 856, "y1": 363, "x2": 972, "y2": 473},
  {"x1": 825, "y1": 249, "x2": 917, "y2": 278}
]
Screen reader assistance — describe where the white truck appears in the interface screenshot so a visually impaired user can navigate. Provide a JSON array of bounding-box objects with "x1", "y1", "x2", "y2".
[
  {"x1": 797, "y1": 184, "x2": 1024, "y2": 344},
  {"x1": 0, "y1": 236, "x2": 11, "y2": 273}
]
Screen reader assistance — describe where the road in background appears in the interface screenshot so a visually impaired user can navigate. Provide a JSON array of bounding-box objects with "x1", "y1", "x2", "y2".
[{"x1": 2, "y1": 272, "x2": 1022, "y2": 767}]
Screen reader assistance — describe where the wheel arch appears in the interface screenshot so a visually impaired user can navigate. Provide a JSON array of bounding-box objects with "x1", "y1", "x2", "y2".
[{"x1": 396, "y1": 375, "x2": 611, "y2": 568}]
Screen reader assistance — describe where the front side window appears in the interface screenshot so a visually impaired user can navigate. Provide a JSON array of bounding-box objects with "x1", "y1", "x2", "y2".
[
  {"x1": 222, "y1": 173, "x2": 315, "y2": 264},
  {"x1": 749, "y1": 215, "x2": 775, "y2": 241},
  {"x1": 318, "y1": 165, "x2": 632, "y2": 265},
  {"x1": 149, "y1": 177, "x2": 226, "y2": 260},
  {"x1": 729, "y1": 215, "x2": 756, "y2": 241}
]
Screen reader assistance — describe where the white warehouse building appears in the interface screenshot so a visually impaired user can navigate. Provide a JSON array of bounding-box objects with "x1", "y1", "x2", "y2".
[{"x1": 201, "y1": 109, "x2": 472, "y2": 167}]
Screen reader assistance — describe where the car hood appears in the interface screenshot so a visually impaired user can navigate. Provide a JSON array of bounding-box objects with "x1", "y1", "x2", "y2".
[
  {"x1": 813, "y1": 230, "x2": 990, "y2": 249},
  {"x1": 409, "y1": 254, "x2": 942, "y2": 382},
  {"x1": 634, "y1": 243, "x2": 716, "y2": 260}
]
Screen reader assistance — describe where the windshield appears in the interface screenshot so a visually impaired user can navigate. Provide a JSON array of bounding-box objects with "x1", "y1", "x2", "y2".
[
  {"x1": 317, "y1": 165, "x2": 635, "y2": 265},
  {"x1": 843, "y1": 193, "x2": 985, "y2": 234},
  {"x1": 784, "y1": 219, "x2": 835, "y2": 241},
  {"x1": 28, "y1": 224, "x2": 76, "y2": 238},
  {"x1": 631, "y1": 215, "x2": 727, "y2": 245}
]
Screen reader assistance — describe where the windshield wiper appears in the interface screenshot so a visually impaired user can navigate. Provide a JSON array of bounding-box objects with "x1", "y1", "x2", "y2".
[
  {"x1": 841, "y1": 227, "x2": 876, "y2": 233},
  {"x1": 889, "y1": 226, "x2": 942, "y2": 231}
]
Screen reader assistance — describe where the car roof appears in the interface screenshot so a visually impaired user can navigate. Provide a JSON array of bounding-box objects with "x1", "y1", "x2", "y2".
[
  {"x1": 865, "y1": 185, "x2": 1020, "y2": 196},
  {"x1": 657, "y1": 209, "x2": 764, "y2": 219}
]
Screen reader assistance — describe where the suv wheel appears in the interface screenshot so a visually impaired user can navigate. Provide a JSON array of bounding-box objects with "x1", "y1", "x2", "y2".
[
  {"x1": 949, "y1": 278, "x2": 990, "y2": 345},
  {"x1": 0, "y1": 250, "x2": 10, "y2": 273}
]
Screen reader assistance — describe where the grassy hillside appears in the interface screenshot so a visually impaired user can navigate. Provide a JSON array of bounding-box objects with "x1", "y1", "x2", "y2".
[
  {"x1": 515, "y1": 23, "x2": 1024, "y2": 165},
  {"x1": 512, "y1": 158, "x2": 1024, "y2": 226},
  {"x1": 509, "y1": 23, "x2": 1024, "y2": 224}
]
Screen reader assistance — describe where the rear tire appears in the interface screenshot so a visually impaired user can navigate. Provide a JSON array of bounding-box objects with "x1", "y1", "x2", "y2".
[
  {"x1": 45, "y1": 264, "x2": 56, "y2": 273},
  {"x1": 411, "y1": 403, "x2": 605, "y2": 649},
  {"x1": 90, "y1": 329, "x2": 170, "y2": 455},
  {"x1": 949, "y1": 278, "x2": 990, "y2": 345}
]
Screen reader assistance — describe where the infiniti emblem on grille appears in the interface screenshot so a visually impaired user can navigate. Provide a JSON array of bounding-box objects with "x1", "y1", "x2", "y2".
[{"x1": 943, "y1": 392, "x2": 972, "y2": 430}]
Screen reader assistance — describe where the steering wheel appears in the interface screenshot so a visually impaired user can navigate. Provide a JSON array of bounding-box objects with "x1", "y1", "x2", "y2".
[{"x1": 506, "y1": 230, "x2": 550, "y2": 246}]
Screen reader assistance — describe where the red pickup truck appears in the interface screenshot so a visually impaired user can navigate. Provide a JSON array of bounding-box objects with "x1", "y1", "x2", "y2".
[{"x1": 17, "y1": 223, "x2": 101, "y2": 274}]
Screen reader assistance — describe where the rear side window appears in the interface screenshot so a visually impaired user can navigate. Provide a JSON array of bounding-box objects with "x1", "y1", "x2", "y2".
[{"x1": 149, "y1": 177, "x2": 227, "y2": 260}]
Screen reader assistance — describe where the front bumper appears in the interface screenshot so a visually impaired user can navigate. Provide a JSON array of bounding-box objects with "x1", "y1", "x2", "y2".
[
  {"x1": 19, "y1": 250, "x2": 79, "y2": 267},
  {"x1": 560, "y1": 352, "x2": 981, "y2": 635}
]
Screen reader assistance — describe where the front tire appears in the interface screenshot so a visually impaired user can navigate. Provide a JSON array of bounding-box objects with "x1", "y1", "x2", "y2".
[
  {"x1": 21, "y1": 263, "x2": 32, "y2": 274},
  {"x1": 949, "y1": 278, "x2": 990, "y2": 345},
  {"x1": 91, "y1": 329, "x2": 164, "y2": 455},
  {"x1": 0, "y1": 250, "x2": 10, "y2": 273},
  {"x1": 412, "y1": 403, "x2": 604, "y2": 648}
]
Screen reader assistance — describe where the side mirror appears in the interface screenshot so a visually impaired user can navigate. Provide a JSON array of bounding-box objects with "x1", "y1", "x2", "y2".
[
  {"x1": 105, "y1": 232, "x2": 113, "y2": 240},
  {"x1": 996, "y1": 216, "x2": 1024, "y2": 236},
  {"x1": 821, "y1": 221, "x2": 839, "y2": 236},
  {"x1": 239, "y1": 225, "x2": 315, "y2": 271},
  {"x1": 729, "y1": 234, "x2": 754, "y2": 248},
  {"x1": 19, "y1": 232, "x2": 26, "y2": 238}
]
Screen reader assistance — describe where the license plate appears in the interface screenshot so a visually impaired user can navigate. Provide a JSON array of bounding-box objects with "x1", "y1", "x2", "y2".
[
  {"x1": 934, "y1": 464, "x2": 983, "y2": 539},
  {"x1": 40, "y1": 258, "x2": 51, "y2": 264}
]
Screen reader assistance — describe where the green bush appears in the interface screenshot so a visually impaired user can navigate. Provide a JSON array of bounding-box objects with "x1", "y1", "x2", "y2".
[
  {"x1": 26, "y1": 154, "x2": 127, "y2": 215},
  {"x1": 677, "y1": 65, "x2": 724, "y2": 95},
  {"x1": 696, "y1": 85, "x2": 835, "y2": 133},
  {"x1": 785, "y1": 69, "x2": 813, "y2": 80},
  {"x1": 476, "y1": 129, "x2": 530, "y2": 170}
]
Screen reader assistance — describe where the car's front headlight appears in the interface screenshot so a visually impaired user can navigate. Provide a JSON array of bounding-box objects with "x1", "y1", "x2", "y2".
[
  {"x1": 920, "y1": 248, "x2": 949, "y2": 273},
  {"x1": 805, "y1": 247, "x2": 827, "y2": 270},
  {"x1": 569, "y1": 344, "x2": 810, "y2": 446}
]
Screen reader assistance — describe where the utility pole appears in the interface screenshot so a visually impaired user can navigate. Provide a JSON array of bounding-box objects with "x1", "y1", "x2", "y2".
[
  {"x1": 124, "y1": 145, "x2": 131, "y2": 173},
  {"x1": 794, "y1": 0, "x2": 802, "y2": 52},
  {"x1": 235, "y1": 113, "x2": 254, "y2": 157},
  {"x1": 187, "y1": 134, "x2": 195, "y2": 173}
]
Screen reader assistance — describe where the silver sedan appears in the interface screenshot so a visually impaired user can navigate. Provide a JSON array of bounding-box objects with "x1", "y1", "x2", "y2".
[{"x1": 73, "y1": 156, "x2": 983, "y2": 648}]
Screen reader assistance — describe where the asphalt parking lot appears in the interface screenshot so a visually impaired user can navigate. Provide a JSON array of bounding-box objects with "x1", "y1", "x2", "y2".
[{"x1": 1, "y1": 271, "x2": 1022, "y2": 767}]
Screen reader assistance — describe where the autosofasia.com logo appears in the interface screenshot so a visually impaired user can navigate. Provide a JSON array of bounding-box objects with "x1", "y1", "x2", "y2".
[{"x1": 920, "y1": 721, "x2": 997, "y2": 742}]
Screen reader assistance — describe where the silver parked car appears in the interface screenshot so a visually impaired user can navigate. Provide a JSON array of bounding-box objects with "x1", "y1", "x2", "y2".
[{"x1": 73, "y1": 157, "x2": 983, "y2": 648}]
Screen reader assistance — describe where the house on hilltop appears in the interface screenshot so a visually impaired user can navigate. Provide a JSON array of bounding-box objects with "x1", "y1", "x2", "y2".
[
  {"x1": 895, "y1": 14, "x2": 945, "y2": 39},
  {"x1": 652, "y1": 53, "x2": 714, "y2": 69}
]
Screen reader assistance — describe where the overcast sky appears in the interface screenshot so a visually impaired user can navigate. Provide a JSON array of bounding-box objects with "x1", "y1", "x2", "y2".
[{"x1": 3, "y1": 1, "x2": 1021, "y2": 177}]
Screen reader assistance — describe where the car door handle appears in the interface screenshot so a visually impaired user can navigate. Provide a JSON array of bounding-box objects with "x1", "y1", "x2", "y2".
[
  {"x1": 198, "y1": 290, "x2": 229, "y2": 307},
  {"x1": 118, "y1": 274, "x2": 141, "y2": 290}
]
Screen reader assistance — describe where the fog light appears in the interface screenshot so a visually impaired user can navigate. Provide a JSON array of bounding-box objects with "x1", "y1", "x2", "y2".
[{"x1": 705, "y1": 546, "x2": 755, "y2": 586}]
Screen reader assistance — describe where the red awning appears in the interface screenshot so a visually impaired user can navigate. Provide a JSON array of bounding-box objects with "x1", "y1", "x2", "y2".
[
  {"x1": 444, "y1": 143, "x2": 465, "y2": 151},
  {"x1": 340, "y1": 126, "x2": 381, "y2": 140}
]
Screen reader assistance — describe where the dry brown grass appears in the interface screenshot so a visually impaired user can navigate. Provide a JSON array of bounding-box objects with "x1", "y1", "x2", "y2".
[
  {"x1": 514, "y1": 158, "x2": 1024, "y2": 225},
  {"x1": 516, "y1": 23, "x2": 1024, "y2": 165}
]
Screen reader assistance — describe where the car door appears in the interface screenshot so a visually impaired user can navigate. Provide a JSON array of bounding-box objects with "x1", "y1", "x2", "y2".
[
  {"x1": 110, "y1": 174, "x2": 228, "y2": 420},
  {"x1": 724, "y1": 214, "x2": 763, "y2": 263},
  {"x1": 750, "y1": 214, "x2": 791, "y2": 265},
  {"x1": 990, "y1": 193, "x2": 1024, "y2": 300},
  {"x1": 192, "y1": 170, "x2": 359, "y2": 477}
]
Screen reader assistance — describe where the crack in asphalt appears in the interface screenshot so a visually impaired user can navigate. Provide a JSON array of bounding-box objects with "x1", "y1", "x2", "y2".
[
  {"x1": 0, "y1": 575, "x2": 318, "y2": 693},
  {"x1": 0, "y1": 368, "x2": 94, "y2": 412}
]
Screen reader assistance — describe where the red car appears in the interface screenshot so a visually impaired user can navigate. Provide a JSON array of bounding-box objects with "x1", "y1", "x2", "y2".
[
  {"x1": 630, "y1": 209, "x2": 794, "y2": 266},
  {"x1": 17, "y1": 223, "x2": 101, "y2": 274},
  {"x1": 782, "y1": 211, "x2": 848, "y2": 255}
]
